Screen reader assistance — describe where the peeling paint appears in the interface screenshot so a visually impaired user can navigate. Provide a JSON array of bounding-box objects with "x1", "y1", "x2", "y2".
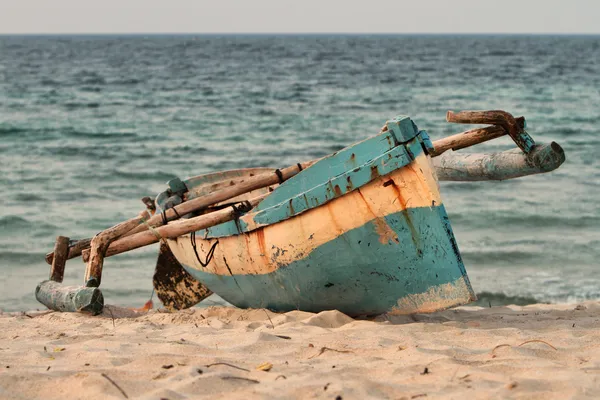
[
  {"x1": 372, "y1": 217, "x2": 399, "y2": 245},
  {"x1": 389, "y1": 277, "x2": 477, "y2": 315}
]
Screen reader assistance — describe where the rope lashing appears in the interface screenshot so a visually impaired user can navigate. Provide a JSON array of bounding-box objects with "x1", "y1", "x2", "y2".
[
  {"x1": 161, "y1": 202, "x2": 182, "y2": 226},
  {"x1": 230, "y1": 200, "x2": 253, "y2": 217},
  {"x1": 140, "y1": 214, "x2": 165, "y2": 243},
  {"x1": 190, "y1": 231, "x2": 218, "y2": 268},
  {"x1": 275, "y1": 169, "x2": 284, "y2": 184}
]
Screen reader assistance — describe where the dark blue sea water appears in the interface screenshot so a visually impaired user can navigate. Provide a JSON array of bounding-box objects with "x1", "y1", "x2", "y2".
[{"x1": 0, "y1": 35, "x2": 598, "y2": 311}]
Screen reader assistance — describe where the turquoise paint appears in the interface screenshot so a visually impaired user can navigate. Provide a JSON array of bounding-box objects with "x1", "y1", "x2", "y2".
[
  {"x1": 519, "y1": 129, "x2": 536, "y2": 154},
  {"x1": 156, "y1": 116, "x2": 434, "y2": 239},
  {"x1": 202, "y1": 140, "x2": 419, "y2": 238},
  {"x1": 256, "y1": 116, "x2": 416, "y2": 212},
  {"x1": 385, "y1": 115, "x2": 418, "y2": 143},
  {"x1": 182, "y1": 204, "x2": 474, "y2": 316},
  {"x1": 198, "y1": 127, "x2": 430, "y2": 239},
  {"x1": 418, "y1": 130, "x2": 434, "y2": 153}
]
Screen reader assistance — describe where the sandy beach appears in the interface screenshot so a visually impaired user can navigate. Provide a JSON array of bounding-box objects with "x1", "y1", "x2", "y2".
[{"x1": 1, "y1": 302, "x2": 599, "y2": 399}]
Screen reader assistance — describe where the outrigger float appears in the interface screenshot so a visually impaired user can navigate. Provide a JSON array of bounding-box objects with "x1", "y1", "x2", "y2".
[{"x1": 38, "y1": 110, "x2": 565, "y2": 316}]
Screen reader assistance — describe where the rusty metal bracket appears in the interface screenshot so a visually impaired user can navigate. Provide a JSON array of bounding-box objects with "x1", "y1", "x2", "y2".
[{"x1": 446, "y1": 110, "x2": 535, "y2": 153}]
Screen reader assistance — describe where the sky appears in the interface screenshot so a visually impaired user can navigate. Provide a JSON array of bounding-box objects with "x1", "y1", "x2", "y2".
[{"x1": 0, "y1": 0, "x2": 599, "y2": 35}]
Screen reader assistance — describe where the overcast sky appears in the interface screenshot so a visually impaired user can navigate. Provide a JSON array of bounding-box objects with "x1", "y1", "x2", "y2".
[{"x1": 1, "y1": 0, "x2": 599, "y2": 34}]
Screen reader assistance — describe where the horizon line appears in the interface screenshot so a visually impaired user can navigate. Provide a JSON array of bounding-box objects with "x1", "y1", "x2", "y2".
[{"x1": 1, "y1": 32, "x2": 599, "y2": 36}]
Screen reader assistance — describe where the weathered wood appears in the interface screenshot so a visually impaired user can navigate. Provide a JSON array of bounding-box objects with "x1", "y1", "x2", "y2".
[
  {"x1": 45, "y1": 113, "x2": 544, "y2": 266},
  {"x1": 83, "y1": 194, "x2": 268, "y2": 262},
  {"x1": 125, "y1": 161, "x2": 314, "y2": 237},
  {"x1": 430, "y1": 117, "x2": 525, "y2": 157},
  {"x1": 35, "y1": 280, "x2": 104, "y2": 314},
  {"x1": 433, "y1": 142, "x2": 565, "y2": 181},
  {"x1": 153, "y1": 242, "x2": 213, "y2": 310},
  {"x1": 49, "y1": 236, "x2": 70, "y2": 283},
  {"x1": 446, "y1": 110, "x2": 534, "y2": 153},
  {"x1": 84, "y1": 210, "x2": 151, "y2": 287},
  {"x1": 45, "y1": 238, "x2": 91, "y2": 265},
  {"x1": 46, "y1": 162, "x2": 313, "y2": 266}
]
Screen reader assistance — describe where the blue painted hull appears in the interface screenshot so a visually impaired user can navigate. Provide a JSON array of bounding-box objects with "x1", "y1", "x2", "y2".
[{"x1": 181, "y1": 204, "x2": 474, "y2": 316}]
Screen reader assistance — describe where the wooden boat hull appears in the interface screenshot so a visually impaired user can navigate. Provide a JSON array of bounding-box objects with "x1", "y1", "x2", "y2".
[{"x1": 159, "y1": 117, "x2": 476, "y2": 316}]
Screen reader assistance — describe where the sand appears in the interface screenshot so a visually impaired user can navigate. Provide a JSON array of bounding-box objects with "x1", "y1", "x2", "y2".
[{"x1": 1, "y1": 302, "x2": 599, "y2": 399}]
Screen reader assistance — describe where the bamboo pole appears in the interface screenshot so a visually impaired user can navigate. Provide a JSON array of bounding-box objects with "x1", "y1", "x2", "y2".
[{"x1": 125, "y1": 161, "x2": 314, "y2": 237}]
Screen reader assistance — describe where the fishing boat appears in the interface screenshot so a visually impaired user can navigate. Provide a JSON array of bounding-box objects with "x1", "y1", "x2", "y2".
[{"x1": 38, "y1": 110, "x2": 565, "y2": 316}]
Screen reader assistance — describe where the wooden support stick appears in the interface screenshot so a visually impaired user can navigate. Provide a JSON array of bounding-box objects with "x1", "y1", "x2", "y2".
[
  {"x1": 83, "y1": 194, "x2": 268, "y2": 262},
  {"x1": 125, "y1": 161, "x2": 314, "y2": 237},
  {"x1": 45, "y1": 238, "x2": 91, "y2": 265},
  {"x1": 447, "y1": 110, "x2": 534, "y2": 153},
  {"x1": 84, "y1": 210, "x2": 151, "y2": 287},
  {"x1": 433, "y1": 142, "x2": 565, "y2": 181},
  {"x1": 44, "y1": 116, "x2": 536, "y2": 266},
  {"x1": 430, "y1": 117, "x2": 524, "y2": 157},
  {"x1": 49, "y1": 236, "x2": 70, "y2": 283},
  {"x1": 46, "y1": 161, "x2": 313, "y2": 265}
]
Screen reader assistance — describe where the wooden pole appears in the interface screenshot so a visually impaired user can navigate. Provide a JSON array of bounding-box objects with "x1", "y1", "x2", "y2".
[
  {"x1": 446, "y1": 110, "x2": 534, "y2": 153},
  {"x1": 46, "y1": 161, "x2": 313, "y2": 265},
  {"x1": 430, "y1": 117, "x2": 524, "y2": 157},
  {"x1": 82, "y1": 194, "x2": 268, "y2": 262},
  {"x1": 45, "y1": 238, "x2": 91, "y2": 265},
  {"x1": 84, "y1": 210, "x2": 151, "y2": 287},
  {"x1": 49, "y1": 236, "x2": 70, "y2": 283},
  {"x1": 126, "y1": 161, "x2": 314, "y2": 237},
  {"x1": 433, "y1": 142, "x2": 565, "y2": 181}
]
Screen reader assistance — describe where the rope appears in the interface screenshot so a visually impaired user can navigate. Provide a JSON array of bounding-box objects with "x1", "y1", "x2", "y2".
[
  {"x1": 140, "y1": 214, "x2": 165, "y2": 243},
  {"x1": 161, "y1": 202, "x2": 182, "y2": 226},
  {"x1": 297, "y1": 163, "x2": 303, "y2": 171},
  {"x1": 190, "y1": 231, "x2": 218, "y2": 268},
  {"x1": 275, "y1": 169, "x2": 284, "y2": 184},
  {"x1": 230, "y1": 200, "x2": 253, "y2": 218}
]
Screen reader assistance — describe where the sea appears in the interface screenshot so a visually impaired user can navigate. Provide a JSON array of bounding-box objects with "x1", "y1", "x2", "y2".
[{"x1": 0, "y1": 35, "x2": 598, "y2": 311}]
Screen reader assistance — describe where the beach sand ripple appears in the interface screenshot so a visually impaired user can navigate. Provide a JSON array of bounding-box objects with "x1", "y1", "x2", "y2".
[{"x1": 1, "y1": 302, "x2": 599, "y2": 399}]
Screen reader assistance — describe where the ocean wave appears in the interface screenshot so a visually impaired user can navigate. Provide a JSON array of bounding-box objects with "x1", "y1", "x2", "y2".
[
  {"x1": 469, "y1": 291, "x2": 541, "y2": 307},
  {"x1": 450, "y1": 213, "x2": 600, "y2": 230},
  {"x1": 0, "y1": 126, "x2": 27, "y2": 137},
  {"x1": 0, "y1": 250, "x2": 49, "y2": 265},
  {"x1": 461, "y1": 250, "x2": 540, "y2": 265},
  {"x1": 60, "y1": 128, "x2": 139, "y2": 140},
  {"x1": 64, "y1": 102, "x2": 101, "y2": 109}
]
